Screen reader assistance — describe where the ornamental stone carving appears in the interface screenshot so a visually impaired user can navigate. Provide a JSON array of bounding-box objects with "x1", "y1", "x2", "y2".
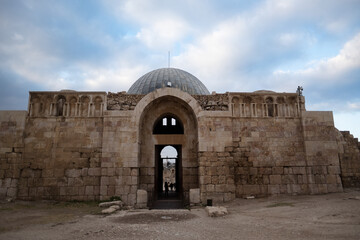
[
  {"x1": 107, "y1": 92, "x2": 145, "y2": 110},
  {"x1": 193, "y1": 94, "x2": 229, "y2": 111}
]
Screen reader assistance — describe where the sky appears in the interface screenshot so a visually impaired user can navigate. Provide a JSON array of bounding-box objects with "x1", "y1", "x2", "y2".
[{"x1": 0, "y1": 0, "x2": 359, "y2": 138}]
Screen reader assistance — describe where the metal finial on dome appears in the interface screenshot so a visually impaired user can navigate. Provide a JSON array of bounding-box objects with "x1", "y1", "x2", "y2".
[{"x1": 168, "y1": 51, "x2": 170, "y2": 68}]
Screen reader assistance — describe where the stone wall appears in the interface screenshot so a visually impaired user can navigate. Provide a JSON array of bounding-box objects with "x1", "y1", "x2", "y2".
[
  {"x1": 0, "y1": 89, "x2": 352, "y2": 206},
  {"x1": 199, "y1": 150, "x2": 235, "y2": 203},
  {"x1": 301, "y1": 111, "x2": 343, "y2": 193},
  {"x1": 232, "y1": 117, "x2": 308, "y2": 197},
  {"x1": 338, "y1": 131, "x2": 360, "y2": 187},
  {"x1": 0, "y1": 111, "x2": 27, "y2": 199},
  {"x1": 29, "y1": 91, "x2": 106, "y2": 118},
  {"x1": 198, "y1": 110, "x2": 344, "y2": 204},
  {"x1": 107, "y1": 92, "x2": 144, "y2": 111},
  {"x1": 101, "y1": 111, "x2": 138, "y2": 205},
  {"x1": 18, "y1": 116, "x2": 103, "y2": 201}
]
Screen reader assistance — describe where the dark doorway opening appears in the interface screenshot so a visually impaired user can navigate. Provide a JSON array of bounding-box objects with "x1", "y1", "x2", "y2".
[{"x1": 153, "y1": 145, "x2": 183, "y2": 209}]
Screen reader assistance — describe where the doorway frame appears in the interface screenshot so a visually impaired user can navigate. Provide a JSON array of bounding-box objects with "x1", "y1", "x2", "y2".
[{"x1": 154, "y1": 144, "x2": 182, "y2": 201}]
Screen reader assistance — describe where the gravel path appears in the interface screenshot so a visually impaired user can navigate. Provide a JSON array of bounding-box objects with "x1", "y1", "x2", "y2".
[{"x1": 1, "y1": 189, "x2": 359, "y2": 240}]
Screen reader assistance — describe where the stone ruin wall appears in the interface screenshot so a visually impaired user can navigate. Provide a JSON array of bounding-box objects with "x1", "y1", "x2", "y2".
[
  {"x1": 0, "y1": 111, "x2": 26, "y2": 200},
  {"x1": 29, "y1": 91, "x2": 106, "y2": 118},
  {"x1": 338, "y1": 131, "x2": 360, "y2": 187},
  {"x1": 0, "y1": 92, "x2": 107, "y2": 202},
  {"x1": 197, "y1": 93, "x2": 344, "y2": 203},
  {"x1": 100, "y1": 111, "x2": 138, "y2": 205},
  {"x1": 1, "y1": 90, "x2": 359, "y2": 205}
]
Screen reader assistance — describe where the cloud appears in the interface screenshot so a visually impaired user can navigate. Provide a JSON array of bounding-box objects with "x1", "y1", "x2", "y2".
[
  {"x1": 271, "y1": 32, "x2": 360, "y2": 100},
  {"x1": 293, "y1": 33, "x2": 360, "y2": 83},
  {"x1": 334, "y1": 111, "x2": 360, "y2": 139},
  {"x1": 136, "y1": 18, "x2": 191, "y2": 50},
  {"x1": 347, "y1": 102, "x2": 360, "y2": 111},
  {"x1": 1, "y1": 0, "x2": 360, "y2": 118}
]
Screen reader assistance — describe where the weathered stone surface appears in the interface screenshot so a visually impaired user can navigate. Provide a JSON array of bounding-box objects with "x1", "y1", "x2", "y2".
[
  {"x1": 107, "y1": 92, "x2": 144, "y2": 111},
  {"x1": 205, "y1": 206, "x2": 228, "y2": 217},
  {"x1": 136, "y1": 189, "x2": 147, "y2": 209},
  {"x1": 98, "y1": 200, "x2": 123, "y2": 208},
  {"x1": 1, "y1": 87, "x2": 358, "y2": 207},
  {"x1": 338, "y1": 131, "x2": 360, "y2": 188},
  {"x1": 190, "y1": 188, "x2": 200, "y2": 205},
  {"x1": 101, "y1": 205, "x2": 120, "y2": 214}
]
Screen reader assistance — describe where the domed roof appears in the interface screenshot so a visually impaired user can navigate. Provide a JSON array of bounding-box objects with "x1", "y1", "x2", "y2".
[{"x1": 127, "y1": 68, "x2": 210, "y2": 95}]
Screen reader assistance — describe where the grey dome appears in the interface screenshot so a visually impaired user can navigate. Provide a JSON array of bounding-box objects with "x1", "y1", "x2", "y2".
[{"x1": 128, "y1": 68, "x2": 210, "y2": 95}]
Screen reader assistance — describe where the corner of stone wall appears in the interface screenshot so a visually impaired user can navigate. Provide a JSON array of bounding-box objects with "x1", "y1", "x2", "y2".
[
  {"x1": 0, "y1": 111, "x2": 27, "y2": 200},
  {"x1": 301, "y1": 111, "x2": 343, "y2": 194},
  {"x1": 337, "y1": 130, "x2": 360, "y2": 188}
]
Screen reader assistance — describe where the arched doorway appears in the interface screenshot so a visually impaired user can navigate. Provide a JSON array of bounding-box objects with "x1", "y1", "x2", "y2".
[
  {"x1": 137, "y1": 94, "x2": 199, "y2": 208},
  {"x1": 153, "y1": 114, "x2": 184, "y2": 208},
  {"x1": 156, "y1": 145, "x2": 181, "y2": 199}
]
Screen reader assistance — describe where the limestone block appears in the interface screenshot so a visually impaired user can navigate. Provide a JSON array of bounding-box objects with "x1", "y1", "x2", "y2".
[
  {"x1": 326, "y1": 175, "x2": 337, "y2": 184},
  {"x1": 224, "y1": 192, "x2": 235, "y2": 202},
  {"x1": 215, "y1": 184, "x2": 226, "y2": 193},
  {"x1": 206, "y1": 184, "x2": 215, "y2": 192},
  {"x1": 136, "y1": 189, "x2": 147, "y2": 208},
  {"x1": 243, "y1": 185, "x2": 260, "y2": 195},
  {"x1": 249, "y1": 167, "x2": 257, "y2": 175},
  {"x1": 205, "y1": 206, "x2": 228, "y2": 217},
  {"x1": 293, "y1": 167, "x2": 306, "y2": 175},
  {"x1": 190, "y1": 188, "x2": 200, "y2": 205},
  {"x1": 85, "y1": 186, "x2": 94, "y2": 195},
  {"x1": 269, "y1": 175, "x2": 282, "y2": 184},
  {"x1": 327, "y1": 183, "x2": 342, "y2": 193},
  {"x1": 0, "y1": 188, "x2": 7, "y2": 197},
  {"x1": 203, "y1": 176, "x2": 211, "y2": 184},
  {"x1": 318, "y1": 184, "x2": 328, "y2": 193},
  {"x1": 268, "y1": 185, "x2": 280, "y2": 195},
  {"x1": 99, "y1": 200, "x2": 124, "y2": 208},
  {"x1": 128, "y1": 193, "x2": 136, "y2": 206},
  {"x1": 88, "y1": 168, "x2": 101, "y2": 176},
  {"x1": 101, "y1": 205, "x2": 120, "y2": 214}
]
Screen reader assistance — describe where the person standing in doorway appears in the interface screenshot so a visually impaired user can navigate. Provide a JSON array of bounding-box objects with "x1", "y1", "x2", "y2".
[{"x1": 165, "y1": 182, "x2": 169, "y2": 197}]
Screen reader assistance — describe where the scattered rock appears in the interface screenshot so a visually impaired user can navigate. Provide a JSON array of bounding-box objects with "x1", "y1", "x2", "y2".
[
  {"x1": 205, "y1": 206, "x2": 228, "y2": 217},
  {"x1": 348, "y1": 196, "x2": 360, "y2": 200},
  {"x1": 99, "y1": 200, "x2": 123, "y2": 208},
  {"x1": 101, "y1": 205, "x2": 120, "y2": 214},
  {"x1": 122, "y1": 205, "x2": 134, "y2": 210}
]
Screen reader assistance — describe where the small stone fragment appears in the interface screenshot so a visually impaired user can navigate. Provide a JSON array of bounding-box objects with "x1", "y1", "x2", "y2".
[
  {"x1": 99, "y1": 200, "x2": 123, "y2": 208},
  {"x1": 205, "y1": 206, "x2": 228, "y2": 217},
  {"x1": 101, "y1": 205, "x2": 120, "y2": 214}
]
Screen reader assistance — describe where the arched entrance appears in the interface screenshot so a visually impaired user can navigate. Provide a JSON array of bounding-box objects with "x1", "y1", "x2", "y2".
[
  {"x1": 137, "y1": 94, "x2": 199, "y2": 208},
  {"x1": 156, "y1": 145, "x2": 181, "y2": 199}
]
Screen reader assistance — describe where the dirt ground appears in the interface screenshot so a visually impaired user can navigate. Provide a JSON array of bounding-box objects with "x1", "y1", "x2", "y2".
[{"x1": 0, "y1": 189, "x2": 359, "y2": 240}]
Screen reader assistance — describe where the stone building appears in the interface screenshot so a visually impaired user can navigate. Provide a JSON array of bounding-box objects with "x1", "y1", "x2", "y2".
[{"x1": 0, "y1": 68, "x2": 359, "y2": 207}]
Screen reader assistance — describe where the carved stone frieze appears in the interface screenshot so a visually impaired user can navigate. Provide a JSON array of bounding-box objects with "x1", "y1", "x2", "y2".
[
  {"x1": 107, "y1": 92, "x2": 145, "y2": 110},
  {"x1": 193, "y1": 94, "x2": 229, "y2": 111}
]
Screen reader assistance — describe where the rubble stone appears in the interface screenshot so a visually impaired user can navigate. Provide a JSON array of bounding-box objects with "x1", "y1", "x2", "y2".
[
  {"x1": 101, "y1": 205, "x2": 120, "y2": 214},
  {"x1": 98, "y1": 200, "x2": 123, "y2": 208},
  {"x1": 205, "y1": 206, "x2": 228, "y2": 217}
]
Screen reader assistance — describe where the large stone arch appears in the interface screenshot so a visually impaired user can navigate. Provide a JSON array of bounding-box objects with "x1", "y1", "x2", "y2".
[{"x1": 135, "y1": 88, "x2": 201, "y2": 205}]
